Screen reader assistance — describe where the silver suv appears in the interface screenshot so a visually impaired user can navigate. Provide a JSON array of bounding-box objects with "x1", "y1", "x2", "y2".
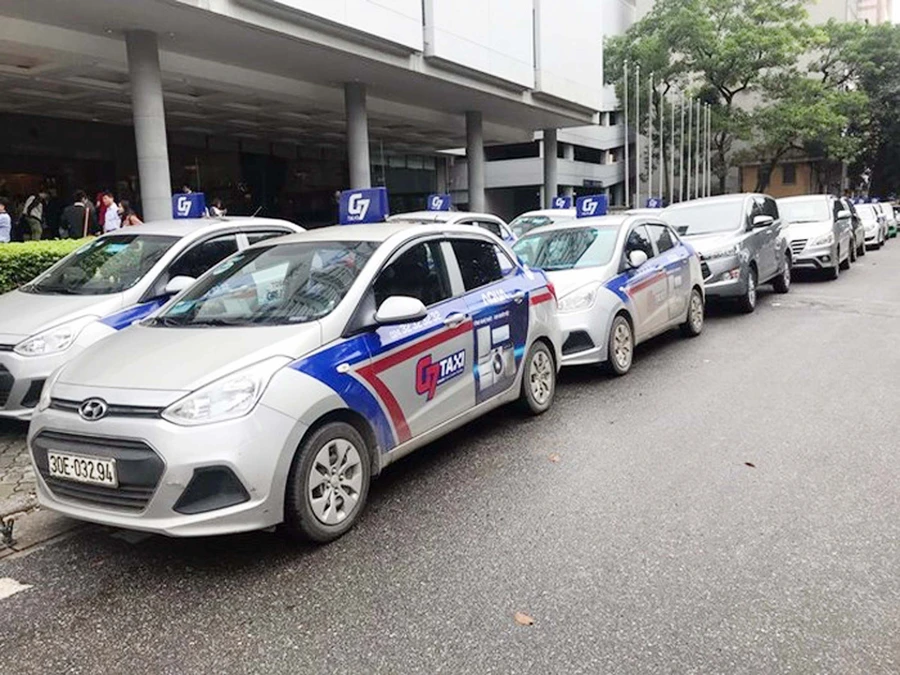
[
  {"x1": 777, "y1": 195, "x2": 854, "y2": 280},
  {"x1": 662, "y1": 194, "x2": 791, "y2": 313}
]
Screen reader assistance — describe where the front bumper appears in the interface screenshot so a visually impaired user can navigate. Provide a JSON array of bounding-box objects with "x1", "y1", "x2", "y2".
[
  {"x1": 557, "y1": 306, "x2": 608, "y2": 366},
  {"x1": 28, "y1": 403, "x2": 304, "y2": 536},
  {"x1": 700, "y1": 255, "x2": 746, "y2": 299},
  {"x1": 0, "y1": 350, "x2": 71, "y2": 420},
  {"x1": 790, "y1": 243, "x2": 838, "y2": 270}
]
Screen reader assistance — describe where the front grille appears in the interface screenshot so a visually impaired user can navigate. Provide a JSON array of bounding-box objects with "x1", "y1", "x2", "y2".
[
  {"x1": 0, "y1": 365, "x2": 13, "y2": 407},
  {"x1": 562, "y1": 331, "x2": 596, "y2": 356},
  {"x1": 790, "y1": 239, "x2": 808, "y2": 255},
  {"x1": 32, "y1": 431, "x2": 164, "y2": 511},
  {"x1": 700, "y1": 261, "x2": 711, "y2": 280},
  {"x1": 50, "y1": 398, "x2": 163, "y2": 419}
]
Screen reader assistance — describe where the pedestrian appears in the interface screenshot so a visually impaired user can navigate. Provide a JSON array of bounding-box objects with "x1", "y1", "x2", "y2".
[
  {"x1": 0, "y1": 197, "x2": 11, "y2": 243},
  {"x1": 119, "y1": 200, "x2": 143, "y2": 226},
  {"x1": 95, "y1": 191, "x2": 108, "y2": 230},
  {"x1": 21, "y1": 190, "x2": 47, "y2": 241},
  {"x1": 60, "y1": 190, "x2": 97, "y2": 238},
  {"x1": 209, "y1": 197, "x2": 227, "y2": 218},
  {"x1": 101, "y1": 192, "x2": 121, "y2": 233}
]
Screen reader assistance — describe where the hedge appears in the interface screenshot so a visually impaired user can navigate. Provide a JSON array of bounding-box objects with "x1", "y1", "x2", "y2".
[{"x1": 0, "y1": 239, "x2": 92, "y2": 294}]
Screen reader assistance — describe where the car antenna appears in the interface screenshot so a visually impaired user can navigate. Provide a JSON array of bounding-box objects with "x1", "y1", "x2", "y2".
[{"x1": 250, "y1": 206, "x2": 263, "y2": 218}]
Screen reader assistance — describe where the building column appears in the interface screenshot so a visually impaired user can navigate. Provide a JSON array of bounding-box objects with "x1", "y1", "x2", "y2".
[
  {"x1": 126, "y1": 31, "x2": 172, "y2": 223},
  {"x1": 466, "y1": 111, "x2": 485, "y2": 212},
  {"x1": 543, "y1": 128, "x2": 558, "y2": 208},
  {"x1": 345, "y1": 82, "x2": 371, "y2": 189}
]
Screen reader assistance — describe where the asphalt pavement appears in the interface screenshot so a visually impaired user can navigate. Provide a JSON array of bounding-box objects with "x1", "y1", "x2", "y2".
[{"x1": 1, "y1": 244, "x2": 899, "y2": 674}]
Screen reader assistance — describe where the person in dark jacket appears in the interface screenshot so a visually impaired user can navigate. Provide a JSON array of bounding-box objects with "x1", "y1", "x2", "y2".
[{"x1": 60, "y1": 190, "x2": 98, "y2": 238}]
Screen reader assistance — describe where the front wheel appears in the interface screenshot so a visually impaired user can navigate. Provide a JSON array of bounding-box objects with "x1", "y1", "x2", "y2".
[
  {"x1": 680, "y1": 288, "x2": 705, "y2": 337},
  {"x1": 284, "y1": 422, "x2": 372, "y2": 543},
  {"x1": 605, "y1": 315, "x2": 634, "y2": 376},
  {"x1": 519, "y1": 341, "x2": 556, "y2": 415},
  {"x1": 772, "y1": 254, "x2": 791, "y2": 294},
  {"x1": 737, "y1": 267, "x2": 758, "y2": 314},
  {"x1": 850, "y1": 241, "x2": 858, "y2": 263},
  {"x1": 825, "y1": 261, "x2": 839, "y2": 280},
  {"x1": 840, "y1": 244, "x2": 851, "y2": 271}
]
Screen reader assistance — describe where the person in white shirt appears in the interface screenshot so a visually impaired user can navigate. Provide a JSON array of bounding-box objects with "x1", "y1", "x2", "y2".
[{"x1": 101, "y1": 192, "x2": 121, "y2": 233}]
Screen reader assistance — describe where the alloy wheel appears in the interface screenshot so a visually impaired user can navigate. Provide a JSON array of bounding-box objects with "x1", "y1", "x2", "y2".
[{"x1": 529, "y1": 349, "x2": 553, "y2": 406}]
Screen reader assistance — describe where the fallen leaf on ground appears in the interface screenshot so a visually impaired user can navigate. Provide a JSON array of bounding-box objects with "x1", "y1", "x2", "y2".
[
  {"x1": 744, "y1": 462, "x2": 756, "y2": 468},
  {"x1": 549, "y1": 453, "x2": 561, "y2": 463},
  {"x1": 514, "y1": 612, "x2": 535, "y2": 626}
]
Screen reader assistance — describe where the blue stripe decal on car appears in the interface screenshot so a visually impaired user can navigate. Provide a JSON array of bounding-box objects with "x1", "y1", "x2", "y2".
[{"x1": 100, "y1": 298, "x2": 168, "y2": 330}]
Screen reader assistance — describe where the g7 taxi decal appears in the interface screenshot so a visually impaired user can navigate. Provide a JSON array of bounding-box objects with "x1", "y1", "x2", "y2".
[{"x1": 415, "y1": 350, "x2": 466, "y2": 401}]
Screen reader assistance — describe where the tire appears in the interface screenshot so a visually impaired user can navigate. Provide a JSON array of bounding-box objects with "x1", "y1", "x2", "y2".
[
  {"x1": 680, "y1": 288, "x2": 704, "y2": 337},
  {"x1": 519, "y1": 341, "x2": 556, "y2": 415},
  {"x1": 772, "y1": 254, "x2": 791, "y2": 294},
  {"x1": 859, "y1": 239, "x2": 866, "y2": 257},
  {"x1": 824, "y1": 261, "x2": 839, "y2": 280},
  {"x1": 840, "y1": 245, "x2": 851, "y2": 271},
  {"x1": 850, "y1": 241, "x2": 857, "y2": 263},
  {"x1": 605, "y1": 314, "x2": 634, "y2": 376},
  {"x1": 284, "y1": 421, "x2": 372, "y2": 543},
  {"x1": 736, "y1": 267, "x2": 758, "y2": 314}
]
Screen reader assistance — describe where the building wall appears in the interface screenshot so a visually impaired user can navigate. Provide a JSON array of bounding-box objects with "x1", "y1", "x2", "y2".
[
  {"x1": 740, "y1": 162, "x2": 816, "y2": 198},
  {"x1": 857, "y1": 0, "x2": 892, "y2": 24}
]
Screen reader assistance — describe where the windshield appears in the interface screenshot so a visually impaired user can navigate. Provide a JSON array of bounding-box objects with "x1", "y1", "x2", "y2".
[
  {"x1": 152, "y1": 241, "x2": 378, "y2": 327},
  {"x1": 513, "y1": 227, "x2": 619, "y2": 271},
  {"x1": 779, "y1": 198, "x2": 830, "y2": 224},
  {"x1": 663, "y1": 200, "x2": 744, "y2": 236},
  {"x1": 856, "y1": 205, "x2": 877, "y2": 221},
  {"x1": 22, "y1": 234, "x2": 177, "y2": 296},
  {"x1": 510, "y1": 215, "x2": 574, "y2": 238}
]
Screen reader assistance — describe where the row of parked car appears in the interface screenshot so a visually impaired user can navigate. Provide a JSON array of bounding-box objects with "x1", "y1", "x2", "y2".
[{"x1": 0, "y1": 191, "x2": 892, "y2": 543}]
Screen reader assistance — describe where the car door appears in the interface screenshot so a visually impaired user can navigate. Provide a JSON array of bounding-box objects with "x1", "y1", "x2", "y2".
[
  {"x1": 756, "y1": 196, "x2": 781, "y2": 279},
  {"x1": 646, "y1": 222, "x2": 691, "y2": 323},
  {"x1": 356, "y1": 238, "x2": 474, "y2": 444},
  {"x1": 622, "y1": 224, "x2": 669, "y2": 341},
  {"x1": 832, "y1": 198, "x2": 852, "y2": 255},
  {"x1": 450, "y1": 237, "x2": 530, "y2": 405}
]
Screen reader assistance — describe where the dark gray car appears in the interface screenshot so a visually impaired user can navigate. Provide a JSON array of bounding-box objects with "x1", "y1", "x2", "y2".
[{"x1": 662, "y1": 194, "x2": 792, "y2": 313}]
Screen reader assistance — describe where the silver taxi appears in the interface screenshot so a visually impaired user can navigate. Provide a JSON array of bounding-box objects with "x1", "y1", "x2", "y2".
[
  {"x1": 0, "y1": 218, "x2": 300, "y2": 420},
  {"x1": 512, "y1": 214, "x2": 705, "y2": 375},
  {"x1": 29, "y1": 223, "x2": 561, "y2": 541},
  {"x1": 388, "y1": 211, "x2": 516, "y2": 244},
  {"x1": 509, "y1": 209, "x2": 577, "y2": 238}
]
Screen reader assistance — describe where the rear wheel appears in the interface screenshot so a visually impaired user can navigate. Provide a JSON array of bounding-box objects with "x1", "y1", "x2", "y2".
[
  {"x1": 284, "y1": 422, "x2": 372, "y2": 543},
  {"x1": 840, "y1": 244, "x2": 851, "y2": 270},
  {"x1": 850, "y1": 241, "x2": 858, "y2": 263},
  {"x1": 859, "y1": 238, "x2": 866, "y2": 256},
  {"x1": 680, "y1": 288, "x2": 704, "y2": 337},
  {"x1": 772, "y1": 254, "x2": 791, "y2": 294},
  {"x1": 605, "y1": 315, "x2": 634, "y2": 376},
  {"x1": 519, "y1": 341, "x2": 556, "y2": 415},
  {"x1": 737, "y1": 267, "x2": 758, "y2": 314}
]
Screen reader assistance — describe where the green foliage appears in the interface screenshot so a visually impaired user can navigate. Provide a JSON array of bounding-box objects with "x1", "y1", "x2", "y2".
[{"x1": 0, "y1": 239, "x2": 91, "y2": 294}]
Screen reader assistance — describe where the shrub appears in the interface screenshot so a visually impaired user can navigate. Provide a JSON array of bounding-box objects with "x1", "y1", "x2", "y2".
[{"x1": 0, "y1": 239, "x2": 92, "y2": 294}]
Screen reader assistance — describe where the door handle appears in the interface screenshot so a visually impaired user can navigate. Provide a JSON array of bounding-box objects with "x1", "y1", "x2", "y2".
[
  {"x1": 443, "y1": 313, "x2": 469, "y2": 328},
  {"x1": 512, "y1": 291, "x2": 526, "y2": 304}
]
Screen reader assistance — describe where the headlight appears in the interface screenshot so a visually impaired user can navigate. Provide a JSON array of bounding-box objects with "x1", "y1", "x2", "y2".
[
  {"x1": 810, "y1": 232, "x2": 835, "y2": 247},
  {"x1": 14, "y1": 316, "x2": 98, "y2": 357},
  {"x1": 558, "y1": 282, "x2": 602, "y2": 313},
  {"x1": 703, "y1": 244, "x2": 741, "y2": 260},
  {"x1": 37, "y1": 366, "x2": 66, "y2": 412},
  {"x1": 161, "y1": 356, "x2": 291, "y2": 426}
]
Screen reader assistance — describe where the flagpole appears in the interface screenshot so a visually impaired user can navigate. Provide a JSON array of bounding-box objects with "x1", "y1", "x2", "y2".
[
  {"x1": 635, "y1": 65, "x2": 641, "y2": 209},
  {"x1": 679, "y1": 93, "x2": 685, "y2": 202},
  {"x1": 648, "y1": 74, "x2": 654, "y2": 207},
  {"x1": 658, "y1": 87, "x2": 664, "y2": 203},
  {"x1": 669, "y1": 93, "x2": 675, "y2": 206},
  {"x1": 686, "y1": 98, "x2": 693, "y2": 200},
  {"x1": 695, "y1": 99, "x2": 701, "y2": 198},
  {"x1": 707, "y1": 104, "x2": 712, "y2": 196},
  {"x1": 624, "y1": 60, "x2": 630, "y2": 209}
]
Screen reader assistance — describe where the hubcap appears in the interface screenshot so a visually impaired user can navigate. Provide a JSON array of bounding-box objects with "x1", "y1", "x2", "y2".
[
  {"x1": 529, "y1": 349, "x2": 553, "y2": 405},
  {"x1": 308, "y1": 439, "x2": 363, "y2": 526},
  {"x1": 747, "y1": 274, "x2": 757, "y2": 307},
  {"x1": 613, "y1": 321, "x2": 632, "y2": 370},
  {"x1": 690, "y1": 293, "x2": 704, "y2": 330},
  {"x1": 783, "y1": 263, "x2": 791, "y2": 288}
]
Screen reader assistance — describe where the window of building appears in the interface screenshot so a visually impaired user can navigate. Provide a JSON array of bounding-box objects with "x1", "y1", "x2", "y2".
[
  {"x1": 782, "y1": 164, "x2": 797, "y2": 185},
  {"x1": 485, "y1": 142, "x2": 540, "y2": 162},
  {"x1": 608, "y1": 111, "x2": 618, "y2": 126},
  {"x1": 573, "y1": 146, "x2": 606, "y2": 165}
]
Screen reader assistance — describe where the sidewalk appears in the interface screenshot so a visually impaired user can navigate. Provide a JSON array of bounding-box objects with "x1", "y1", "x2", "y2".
[{"x1": 0, "y1": 421, "x2": 36, "y2": 512}]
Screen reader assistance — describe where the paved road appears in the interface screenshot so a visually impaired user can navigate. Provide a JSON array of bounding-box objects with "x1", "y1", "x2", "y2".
[{"x1": 1, "y1": 245, "x2": 899, "y2": 674}]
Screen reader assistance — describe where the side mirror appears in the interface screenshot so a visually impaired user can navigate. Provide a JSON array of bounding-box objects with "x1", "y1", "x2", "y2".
[
  {"x1": 627, "y1": 250, "x2": 649, "y2": 269},
  {"x1": 752, "y1": 215, "x2": 775, "y2": 229},
  {"x1": 837, "y1": 209, "x2": 851, "y2": 220},
  {"x1": 164, "y1": 275, "x2": 196, "y2": 296},
  {"x1": 375, "y1": 296, "x2": 428, "y2": 325}
]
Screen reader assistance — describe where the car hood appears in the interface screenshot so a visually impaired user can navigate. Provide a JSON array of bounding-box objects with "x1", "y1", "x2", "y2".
[
  {"x1": 682, "y1": 232, "x2": 740, "y2": 255},
  {"x1": 57, "y1": 322, "x2": 323, "y2": 393},
  {"x1": 0, "y1": 289, "x2": 123, "y2": 343},
  {"x1": 543, "y1": 266, "x2": 615, "y2": 299},
  {"x1": 784, "y1": 220, "x2": 831, "y2": 240}
]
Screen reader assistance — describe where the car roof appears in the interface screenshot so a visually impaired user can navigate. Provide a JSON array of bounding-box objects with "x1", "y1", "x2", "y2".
[
  {"x1": 777, "y1": 194, "x2": 832, "y2": 203},
  {"x1": 515, "y1": 214, "x2": 630, "y2": 237},
  {"x1": 387, "y1": 211, "x2": 505, "y2": 224},
  {"x1": 626, "y1": 208, "x2": 666, "y2": 216},
  {"x1": 663, "y1": 194, "x2": 752, "y2": 212},
  {"x1": 259, "y1": 222, "x2": 501, "y2": 246},
  {"x1": 512, "y1": 209, "x2": 577, "y2": 219},
  {"x1": 105, "y1": 217, "x2": 300, "y2": 238}
]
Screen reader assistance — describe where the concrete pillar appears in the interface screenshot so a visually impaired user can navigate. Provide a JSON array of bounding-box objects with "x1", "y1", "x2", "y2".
[
  {"x1": 543, "y1": 128, "x2": 558, "y2": 208},
  {"x1": 466, "y1": 111, "x2": 485, "y2": 212},
  {"x1": 563, "y1": 143, "x2": 575, "y2": 161},
  {"x1": 345, "y1": 83, "x2": 371, "y2": 189},
  {"x1": 126, "y1": 31, "x2": 172, "y2": 223}
]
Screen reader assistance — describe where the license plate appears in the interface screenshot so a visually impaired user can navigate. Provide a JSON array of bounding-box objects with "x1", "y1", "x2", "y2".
[{"x1": 47, "y1": 451, "x2": 118, "y2": 488}]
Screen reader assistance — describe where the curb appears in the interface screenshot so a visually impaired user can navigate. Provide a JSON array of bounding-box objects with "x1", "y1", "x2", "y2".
[{"x1": 0, "y1": 493, "x2": 39, "y2": 548}]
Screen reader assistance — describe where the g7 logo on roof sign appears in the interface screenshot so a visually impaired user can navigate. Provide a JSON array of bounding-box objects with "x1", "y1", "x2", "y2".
[
  {"x1": 551, "y1": 196, "x2": 573, "y2": 209},
  {"x1": 172, "y1": 193, "x2": 206, "y2": 219},
  {"x1": 339, "y1": 187, "x2": 389, "y2": 225},
  {"x1": 348, "y1": 193, "x2": 370, "y2": 221},
  {"x1": 646, "y1": 197, "x2": 663, "y2": 209},
  {"x1": 576, "y1": 194, "x2": 608, "y2": 218},
  {"x1": 427, "y1": 194, "x2": 452, "y2": 211},
  {"x1": 415, "y1": 350, "x2": 466, "y2": 401},
  {"x1": 176, "y1": 196, "x2": 192, "y2": 217}
]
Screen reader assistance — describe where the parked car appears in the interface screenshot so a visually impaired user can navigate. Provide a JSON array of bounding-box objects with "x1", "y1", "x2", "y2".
[
  {"x1": 512, "y1": 214, "x2": 704, "y2": 375},
  {"x1": 509, "y1": 208, "x2": 577, "y2": 238},
  {"x1": 878, "y1": 203, "x2": 898, "y2": 238},
  {"x1": 387, "y1": 211, "x2": 516, "y2": 244},
  {"x1": 0, "y1": 218, "x2": 302, "y2": 420},
  {"x1": 777, "y1": 195, "x2": 853, "y2": 280},
  {"x1": 661, "y1": 194, "x2": 791, "y2": 313},
  {"x1": 28, "y1": 223, "x2": 561, "y2": 541},
  {"x1": 841, "y1": 198, "x2": 867, "y2": 259},
  {"x1": 856, "y1": 204, "x2": 886, "y2": 249}
]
